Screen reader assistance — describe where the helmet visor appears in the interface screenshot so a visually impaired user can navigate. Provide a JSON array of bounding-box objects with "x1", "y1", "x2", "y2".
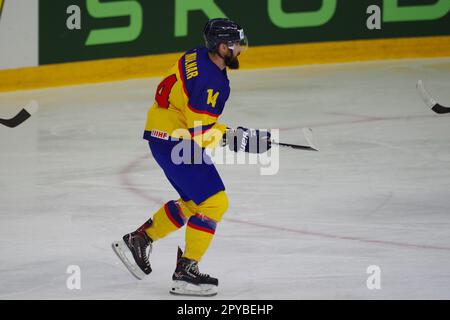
[{"x1": 228, "y1": 29, "x2": 248, "y2": 54}]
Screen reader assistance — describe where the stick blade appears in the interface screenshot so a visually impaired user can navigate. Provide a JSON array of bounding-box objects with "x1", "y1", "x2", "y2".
[
  {"x1": 417, "y1": 80, "x2": 437, "y2": 109},
  {"x1": 417, "y1": 80, "x2": 450, "y2": 114},
  {"x1": 0, "y1": 109, "x2": 30, "y2": 128},
  {"x1": 432, "y1": 104, "x2": 450, "y2": 114},
  {"x1": 0, "y1": 100, "x2": 39, "y2": 128},
  {"x1": 274, "y1": 128, "x2": 319, "y2": 151},
  {"x1": 302, "y1": 127, "x2": 319, "y2": 151},
  {"x1": 24, "y1": 100, "x2": 39, "y2": 115}
]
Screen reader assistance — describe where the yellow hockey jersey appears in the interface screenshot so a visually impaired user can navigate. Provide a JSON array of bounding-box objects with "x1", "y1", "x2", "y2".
[{"x1": 144, "y1": 46, "x2": 230, "y2": 148}]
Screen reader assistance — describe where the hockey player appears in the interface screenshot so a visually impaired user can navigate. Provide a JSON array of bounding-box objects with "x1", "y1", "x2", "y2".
[{"x1": 113, "y1": 18, "x2": 271, "y2": 296}]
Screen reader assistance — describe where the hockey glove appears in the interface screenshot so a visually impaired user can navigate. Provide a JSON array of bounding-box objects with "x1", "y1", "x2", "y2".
[{"x1": 222, "y1": 127, "x2": 272, "y2": 154}]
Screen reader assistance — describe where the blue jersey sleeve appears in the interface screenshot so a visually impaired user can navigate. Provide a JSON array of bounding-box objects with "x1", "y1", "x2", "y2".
[{"x1": 188, "y1": 83, "x2": 230, "y2": 118}]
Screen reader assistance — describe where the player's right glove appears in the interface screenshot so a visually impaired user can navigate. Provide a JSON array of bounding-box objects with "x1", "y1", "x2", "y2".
[{"x1": 222, "y1": 127, "x2": 272, "y2": 154}]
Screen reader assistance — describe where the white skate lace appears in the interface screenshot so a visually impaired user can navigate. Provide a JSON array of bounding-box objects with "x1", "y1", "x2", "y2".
[
  {"x1": 189, "y1": 261, "x2": 209, "y2": 278},
  {"x1": 143, "y1": 243, "x2": 152, "y2": 266},
  {"x1": 132, "y1": 233, "x2": 152, "y2": 267}
]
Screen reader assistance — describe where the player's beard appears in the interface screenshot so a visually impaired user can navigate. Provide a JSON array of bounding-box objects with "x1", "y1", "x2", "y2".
[{"x1": 224, "y1": 50, "x2": 240, "y2": 70}]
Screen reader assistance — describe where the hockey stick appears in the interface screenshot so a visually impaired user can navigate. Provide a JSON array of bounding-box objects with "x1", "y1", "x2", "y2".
[
  {"x1": 417, "y1": 80, "x2": 450, "y2": 114},
  {"x1": 272, "y1": 128, "x2": 319, "y2": 151},
  {"x1": 0, "y1": 100, "x2": 39, "y2": 128},
  {"x1": 226, "y1": 127, "x2": 319, "y2": 152},
  {"x1": 271, "y1": 141, "x2": 318, "y2": 151}
]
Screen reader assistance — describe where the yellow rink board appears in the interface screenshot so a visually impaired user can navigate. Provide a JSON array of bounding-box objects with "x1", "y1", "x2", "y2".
[{"x1": 1, "y1": 35, "x2": 450, "y2": 93}]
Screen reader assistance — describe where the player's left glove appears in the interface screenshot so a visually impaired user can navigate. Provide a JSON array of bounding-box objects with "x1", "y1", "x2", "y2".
[{"x1": 222, "y1": 127, "x2": 272, "y2": 154}]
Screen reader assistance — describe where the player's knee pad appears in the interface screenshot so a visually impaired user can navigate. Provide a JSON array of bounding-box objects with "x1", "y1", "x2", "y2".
[
  {"x1": 163, "y1": 200, "x2": 188, "y2": 228},
  {"x1": 176, "y1": 199, "x2": 196, "y2": 219},
  {"x1": 146, "y1": 200, "x2": 187, "y2": 241},
  {"x1": 197, "y1": 191, "x2": 228, "y2": 222}
]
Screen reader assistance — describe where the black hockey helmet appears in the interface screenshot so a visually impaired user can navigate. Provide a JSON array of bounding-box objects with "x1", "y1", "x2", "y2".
[{"x1": 203, "y1": 18, "x2": 248, "y2": 53}]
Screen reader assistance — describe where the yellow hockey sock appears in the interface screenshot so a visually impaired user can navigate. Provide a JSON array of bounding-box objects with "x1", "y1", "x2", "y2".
[
  {"x1": 184, "y1": 214, "x2": 217, "y2": 261},
  {"x1": 145, "y1": 200, "x2": 190, "y2": 241},
  {"x1": 183, "y1": 191, "x2": 228, "y2": 261}
]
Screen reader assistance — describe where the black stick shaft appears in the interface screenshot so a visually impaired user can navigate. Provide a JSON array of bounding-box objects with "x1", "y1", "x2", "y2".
[
  {"x1": 0, "y1": 109, "x2": 31, "y2": 128},
  {"x1": 272, "y1": 141, "x2": 318, "y2": 151}
]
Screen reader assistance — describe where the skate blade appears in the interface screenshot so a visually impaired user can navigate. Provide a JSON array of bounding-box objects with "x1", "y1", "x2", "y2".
[
  {"x1": 112, "y1": 240, "x2": 146, "y2": 280},
  {"x1": 169, "y1": 280, "x2": 218, "y2": 297}
]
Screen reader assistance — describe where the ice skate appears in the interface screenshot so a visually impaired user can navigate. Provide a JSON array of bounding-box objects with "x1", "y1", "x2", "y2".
[
  {"x1": 170, "y1": 247, "x2": 218, "y2": 297},
  {"x1": 112, "y1": 219, "x2": 153, "y2": 280}
]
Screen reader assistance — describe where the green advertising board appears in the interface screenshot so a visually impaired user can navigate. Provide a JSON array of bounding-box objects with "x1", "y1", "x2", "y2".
[{"x1": 39, "y1": 0, "x2": 450, "y2": 65}]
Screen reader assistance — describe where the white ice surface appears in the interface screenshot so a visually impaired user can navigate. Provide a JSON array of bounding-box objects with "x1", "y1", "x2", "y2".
[{"x1": 1, "y1": 58, "x2": 450, "y2": 299}]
